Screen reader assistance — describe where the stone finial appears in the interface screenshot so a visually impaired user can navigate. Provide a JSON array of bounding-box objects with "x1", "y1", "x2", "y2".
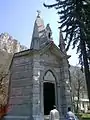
[
  {"x1": 59, "y1": 29, "x2": 66, "y2": 53},
  {"x1": 37, "y1": 10, "x2": 41, "y2": 17}
]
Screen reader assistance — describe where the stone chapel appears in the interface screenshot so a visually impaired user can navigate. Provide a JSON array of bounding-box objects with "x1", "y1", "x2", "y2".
[{"x1": 4, "y1": 12, "x2": 72, "y2": 120}]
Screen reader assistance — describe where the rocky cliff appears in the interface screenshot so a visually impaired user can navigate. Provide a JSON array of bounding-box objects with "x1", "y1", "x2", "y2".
[{"x1": 0, "y1": 33, "x2": 27, "y2": 106}]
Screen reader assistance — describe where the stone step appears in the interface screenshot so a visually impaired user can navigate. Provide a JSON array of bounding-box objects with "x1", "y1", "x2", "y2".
[{"x1": 44, "y1": 115, "x2": 49, "y2": 120}]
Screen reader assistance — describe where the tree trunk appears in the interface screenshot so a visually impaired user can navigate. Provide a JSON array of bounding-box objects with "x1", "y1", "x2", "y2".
[
  {"x1": 76, "y1": 95, "x2": 79, "y2": 113},
  {"x1": 76, "y1": 80, "x2": 80, "y2": 113},
  {"x1": 80, "y1": 34, "x2": 90, "y2": 101}
]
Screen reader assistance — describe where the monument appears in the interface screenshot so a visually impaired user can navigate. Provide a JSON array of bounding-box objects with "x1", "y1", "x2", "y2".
[{"x1": 4, "y1": 12, "x2": 71, "y2": 120}]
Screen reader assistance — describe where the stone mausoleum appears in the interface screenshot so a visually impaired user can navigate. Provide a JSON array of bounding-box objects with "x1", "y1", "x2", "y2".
[{"x1": 4, "y1": 12, "x2": 72, "y2": 120}]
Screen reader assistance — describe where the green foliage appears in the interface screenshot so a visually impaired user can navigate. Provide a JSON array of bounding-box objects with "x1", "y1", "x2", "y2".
[
  {"x1": 0, "y1": 51, "x2": 13, "y2": 106},
  {"x1": 44, "y1": 0, "x2": 90, "y2": 100},
  {"x1": 44, "y1": 0, "x2": 90, "y2": 63},
  {"x1": 70, "y1": 66, "x2": 87, "y2": 113}
]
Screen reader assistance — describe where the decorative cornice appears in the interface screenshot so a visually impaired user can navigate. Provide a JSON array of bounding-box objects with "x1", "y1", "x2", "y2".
[{"x1": 13, "y1": 43, "x2": 71, "y2": 60}]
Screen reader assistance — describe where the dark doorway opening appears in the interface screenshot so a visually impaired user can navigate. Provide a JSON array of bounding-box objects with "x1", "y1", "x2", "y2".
[{"x1": 43, "y1": 82, "x2": 55, "y2": 115}]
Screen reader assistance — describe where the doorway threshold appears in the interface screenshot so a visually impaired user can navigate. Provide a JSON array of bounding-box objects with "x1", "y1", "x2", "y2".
[{"x1": 44, "y1": 115, "x2": 49, "y2": 120}]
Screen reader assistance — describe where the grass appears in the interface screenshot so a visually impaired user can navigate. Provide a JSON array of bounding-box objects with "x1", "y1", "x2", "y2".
[
  {"x1": 81, "y1": 113, "x2": 90, "y2": 120},
  {"x1": 76, "y1": 113, "x2": 90, "y2": 120},
  {"x1": 75, "y1": 113, "x2": 90, "y2": 120}
]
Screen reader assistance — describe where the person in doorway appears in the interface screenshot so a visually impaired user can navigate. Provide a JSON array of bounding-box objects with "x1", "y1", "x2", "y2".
[
  {"x1": 66, "y1": 107, "x2": 76, "y2": 120},
  {"x1": 49, "y1": 105, "x2": 60, "y2": 120}
]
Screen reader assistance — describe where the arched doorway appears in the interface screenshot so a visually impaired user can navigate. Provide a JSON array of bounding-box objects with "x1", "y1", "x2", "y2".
[
  {"x1": 43, "y1": 70, "x2": 56, "y2": 115},
  {"x1": 43, "y1": 82, "x2": 55, "y2": 115}
]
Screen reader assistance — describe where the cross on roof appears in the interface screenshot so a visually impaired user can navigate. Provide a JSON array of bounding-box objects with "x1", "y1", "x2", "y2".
[{"x1": 37, "y1": 10, "x2": 41, "y2": 17}]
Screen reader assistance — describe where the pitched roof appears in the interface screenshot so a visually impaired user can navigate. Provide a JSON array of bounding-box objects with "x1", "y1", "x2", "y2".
[{"x1": 14, "y1": 41, "x2": 70, "y2": 59}]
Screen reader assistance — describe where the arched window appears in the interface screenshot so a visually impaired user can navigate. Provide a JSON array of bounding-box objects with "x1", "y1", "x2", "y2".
[{"x1": 44, "y1": 70, "x2": 55, "y2": 82}]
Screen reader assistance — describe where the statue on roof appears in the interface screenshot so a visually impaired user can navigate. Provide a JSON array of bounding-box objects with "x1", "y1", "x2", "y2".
[{"x1": 46, "y1": 24, "x2": 52, "y2": 40}]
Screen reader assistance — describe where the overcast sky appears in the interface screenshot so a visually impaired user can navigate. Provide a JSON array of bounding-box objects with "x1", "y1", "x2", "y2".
[{"x1": 0, "y1": 0, "x2": 78, "y2": 65}]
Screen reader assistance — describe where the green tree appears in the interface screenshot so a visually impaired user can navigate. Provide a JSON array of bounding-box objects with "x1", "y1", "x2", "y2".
[
  {"x1": 0, "y1": 70, "x2": 9, "y2": 106},
  {"x1": 0, "y1": 50, "x2": 13, "y2": 106},
  {"x1": 44, "y1": 0, "x2": 90, "y2": 100},
  {"x1": 70, "y1": 66, "x2": 87, "y2": 113}
]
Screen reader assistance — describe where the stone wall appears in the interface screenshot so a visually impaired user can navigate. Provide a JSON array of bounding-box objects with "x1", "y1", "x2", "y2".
[
  {"x1": 39, "y1": 50, "x2": 71, "y2": 120},
  {"x1": 6, "y1": 54, "x2": 33, "y2": 119},
  {"x1": 4, "y1": 49, "x2": 71, "y2": 120}
]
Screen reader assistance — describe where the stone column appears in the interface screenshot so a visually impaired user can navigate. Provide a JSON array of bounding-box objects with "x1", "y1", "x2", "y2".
[
  {"x1": 57, "y1": 83, "x2": 64, "y2": 120},
  {"x1": 40, "y1": 69, "x2": 44, "y2": 120},
  {"x1": 61, "y1": 58, "x2": 72, "y2": 118},
  {"x1": 32, "y1": 54, "x2": 43, "y2": 120}
]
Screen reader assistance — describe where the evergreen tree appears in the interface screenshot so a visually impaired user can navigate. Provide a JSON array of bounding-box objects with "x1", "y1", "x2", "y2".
[{"x1": 44, "y1": 0, "x2": 90, "y2": 100}]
